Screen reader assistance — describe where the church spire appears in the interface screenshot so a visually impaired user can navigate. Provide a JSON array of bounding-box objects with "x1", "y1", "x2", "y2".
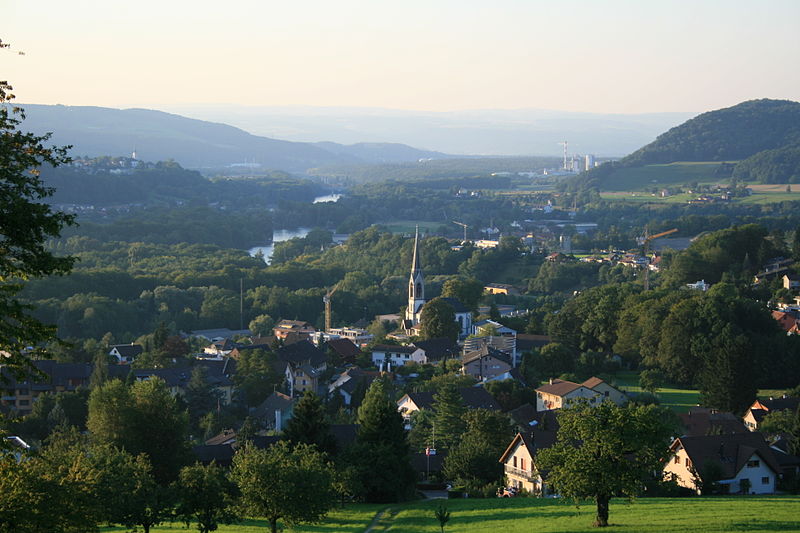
[
  {"x1": 411, "y1": 225, "x2": 421, "y2": 276},
  {"x1": 406, "y1": 226, "x2": 425, "y2": 325}
]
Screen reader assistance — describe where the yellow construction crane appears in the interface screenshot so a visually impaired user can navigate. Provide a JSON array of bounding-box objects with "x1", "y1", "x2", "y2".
[
  {"x1": 452, "y1": 221, "x2": 468, "y2": 243},
  {"x1": 642, "y1": 228, "x2": 678, "y2": 290},
  {"x1": 323, "y1": 284, "x2": 339, "y2": 332}
]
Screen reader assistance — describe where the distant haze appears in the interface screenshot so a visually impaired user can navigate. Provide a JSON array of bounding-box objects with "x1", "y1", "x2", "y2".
[
  {"x1": 159, "y1": 105, "x2": 696, "y2": 156},
  {"x1": 4, "y1": 1, "x2": 799, "y2": 116}
]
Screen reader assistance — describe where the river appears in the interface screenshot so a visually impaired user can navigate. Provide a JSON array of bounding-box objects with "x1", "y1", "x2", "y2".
[{"x1": 248, "y1": 192, "x2": 342, "y2": 264}]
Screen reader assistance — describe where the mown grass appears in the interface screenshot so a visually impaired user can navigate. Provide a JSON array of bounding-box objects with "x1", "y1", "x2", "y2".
[
  {"x1": 101, "y1": 496, "x2": 800, "y2": 532},
  {"x1": 613, "y1": 370, "x2": 700, "y2": 413},
  {"x1": 382, "y1": 496, "x2": 800, "y2": 533}
]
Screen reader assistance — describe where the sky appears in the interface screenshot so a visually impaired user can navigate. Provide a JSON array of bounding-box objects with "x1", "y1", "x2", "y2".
[{"x1": 3, "y1": 0, "x2": 799, "y2": 114}]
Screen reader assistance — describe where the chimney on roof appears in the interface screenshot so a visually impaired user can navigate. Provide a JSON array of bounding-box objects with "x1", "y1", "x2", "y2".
[{"x1": 549, "y1": 378, "x2": 553, "y2": 385}]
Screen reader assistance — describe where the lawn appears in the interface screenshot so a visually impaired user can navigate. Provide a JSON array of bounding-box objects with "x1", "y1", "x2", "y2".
[
  {"x1": 613, "y1": 370, "x2": 700, "y2": 413},
  {"x1": 102, "y1": 496, "x2": 800, "y2": 532}
]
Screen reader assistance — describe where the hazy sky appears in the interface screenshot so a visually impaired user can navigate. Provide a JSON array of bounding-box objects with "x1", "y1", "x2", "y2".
[{"x1": 4, "y1": 0, "x2": 799, "y2": 114}]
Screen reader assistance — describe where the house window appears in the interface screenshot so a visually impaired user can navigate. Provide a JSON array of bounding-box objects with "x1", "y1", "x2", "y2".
[
  {"x1": 404, "y1": 354, "x2": 409, "y2": 359},
  {"x1": 762, "y1": 477, "x2": 770, "y2": 485},
  {"x1": 747, "y1": 460, "x2": 760, "y2": 468},
  {"x1": 520, "y1": 458, "x2": 526, "y2": 471},
  {"x1": 685, "y1": 457, "x2": 691, "y2": 468},
  {"x1": 674, "y1": 456, "x2": 680, "y2": 464},
  {"x1": 17, "y1": 388, "x2": 28, "y2": 395},
  {"x1": 18, "y1": 400, "x2": 29, "y2": 406},
  {"x1": 513, "y1": 457, "x2": 517, "y2": 468},
  {"x1": 604, "y1": 391, "x2": 609, "y2": 397}
]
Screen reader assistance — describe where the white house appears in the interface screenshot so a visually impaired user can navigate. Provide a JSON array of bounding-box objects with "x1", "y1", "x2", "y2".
[
  {"x1": 663, "y1": 433, "x2": 781, "y2": 494},
  {"x1": 371, "y1": 344, "x2": 426, "y2": 368}
]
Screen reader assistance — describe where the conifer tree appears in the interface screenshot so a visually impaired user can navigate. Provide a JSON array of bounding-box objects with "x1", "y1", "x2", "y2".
[
  {"x1": 433, "y1": 382, "x2": 466, "y2": 449},
  {"x1": 283, "y1": 391, "x2": 335, "y2": 455}
]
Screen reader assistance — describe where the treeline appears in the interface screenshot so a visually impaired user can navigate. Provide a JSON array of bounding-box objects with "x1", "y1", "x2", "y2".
[
  {"x1": 40, "y1": 158, "x2": 323, "y2": 208},
  {"x1": 62, "y1": 207, "x2": 273, "y2": 248},
  {"x1": 733, "y1": 143, "x2": 800, "y2": 184}
]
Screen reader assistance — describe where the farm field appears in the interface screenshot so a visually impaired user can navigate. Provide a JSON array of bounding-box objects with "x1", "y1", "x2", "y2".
[
  {"x1": 599, "y1": 162, "x2": 729, "y2": 192},
  {"x1": 101, "y1": 496, "x2": 800, "y2": 532}
]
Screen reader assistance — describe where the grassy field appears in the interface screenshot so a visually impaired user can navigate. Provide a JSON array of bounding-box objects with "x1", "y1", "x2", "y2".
[
  {"x1": 600, "y1": 162, "x2": 729, "y2": 192},
  {"x1": 102, "y1": 496, "x2": 800, "y2": 532},
  {"x1": 613, "y1": 371, "x2": 700, "y2": 413}
]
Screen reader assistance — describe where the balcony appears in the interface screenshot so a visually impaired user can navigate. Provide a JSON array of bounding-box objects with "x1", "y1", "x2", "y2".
[{"x1": 505, "y1": 465, "x2": 536, "y2": 481}]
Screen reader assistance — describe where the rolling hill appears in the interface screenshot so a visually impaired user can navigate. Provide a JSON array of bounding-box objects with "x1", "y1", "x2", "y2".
[
  {"x1": 567, "y1": 99, "x2": 800, "y2": 190},
  {"x1": 15, "y1": 104, "x2": 449, "y2": 172}
]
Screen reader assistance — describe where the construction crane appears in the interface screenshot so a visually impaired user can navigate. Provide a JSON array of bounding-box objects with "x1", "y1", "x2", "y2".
[
  {"x1": 323, "y1": 283, "x2": 339, "y2": 332},
  {"x1": 642, "y1": 228, "x2": 678, "y2": 290},
  {"x1": 452, "y1": 221, "x2": 468, "y2": 243}
]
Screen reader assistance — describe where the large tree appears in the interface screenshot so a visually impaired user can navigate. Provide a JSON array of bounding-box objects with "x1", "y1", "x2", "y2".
[
  {"x1": 87, "y1": 378, "x2": 189, "y2": 484},
  {"x1": 419, "y1": 297, "x2": 459, "y2": 342},
  {"x1": 174, "y1": 462, "x2": 238, "y2": 533},
  {"x1": 231, "y1": 441, "x2": 336, "y2": 533},
  {"x1": 0, "y1": 70, "x2": 75, "y2": 377},
  {"x1": 283, "y1": 391, "x2": 336, "y2": 455},
  {"x1": 350, "y1": 378, "x2": 416, "y2": 502},
  {"x1": 433, "y1": 382, "x2": 466, "y2": 450},
  {"x1": 537, "y1": 402, "x2": 677, "y2": 527},
  {"x1": 443, "y1": 409, "x2": 514, "y2": 487}
]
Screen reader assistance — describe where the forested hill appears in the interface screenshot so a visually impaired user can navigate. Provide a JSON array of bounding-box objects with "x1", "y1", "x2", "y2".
[
  {"x1": 16, "y1": 104, "x2": 450, "y2": 172},
  {"x1": 622, "y1": 99, "x2": 800, "y2": 166}
]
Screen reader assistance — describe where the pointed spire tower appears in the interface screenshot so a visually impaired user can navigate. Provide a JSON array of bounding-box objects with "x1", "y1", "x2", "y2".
[{"x1": 406, "y1": 226, "x2": 425, "y2": 325}]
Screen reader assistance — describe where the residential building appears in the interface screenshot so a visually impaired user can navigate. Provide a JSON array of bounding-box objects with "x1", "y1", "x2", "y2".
[
  {"x1": 678, "y1": 407, "x2": 749, "y2": 437},
  {"x1": 252, "y1": 391, "x2": 296, "y2": 431},
  {"x1": 484, "y1": 283, "x2": 520, "y2": 296},
  {"x1": 498, "y1": 423, "x2": 558, "y2": 495},
  {"x1": 663, "y1": 433, "x2": 781, "y2": 494},
  {"x1": 371, "y1": 344, "x2": 425, "y2": 368},
  {"x1": 276, "y1": 340, "x2": 328, "y2": 396},
  {"x1": 535, "y1": 377, "x2": 626, "y2": 411},
  {"x1": 461, "y1": 345, "x2": 513, "y2": 381},
  {"x1": 397, "y1": 386, "x2": 501, "y2": 426},
  {"x1": 743, "y1": 396, "x2": 800, "y2": 431},
  {"x1": 108, "y1": 343, "x2": 143, "y2": 364},
  {"x1": 273, "y1": 320, "x2": 316, "y2": 341},
  {"x1": 0, "y1": 360, "x2": 92, "y2": 415},
  {"x1": 783, "y1": 274, "x2": 800, "y2": 290}
]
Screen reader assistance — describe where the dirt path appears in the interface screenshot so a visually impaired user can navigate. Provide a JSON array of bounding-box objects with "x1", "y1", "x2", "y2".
[{"x1": 364, "y1": 507, "x2": 392, "y2": 533}]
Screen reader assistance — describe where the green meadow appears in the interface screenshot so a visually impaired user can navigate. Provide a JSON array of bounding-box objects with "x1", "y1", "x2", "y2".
[
  {"x1": 614, "y1": 371, "x2": 700, "y2": 413},
  {"x1": 102, "y1": 496, "x2": 800, "y2": 532}
]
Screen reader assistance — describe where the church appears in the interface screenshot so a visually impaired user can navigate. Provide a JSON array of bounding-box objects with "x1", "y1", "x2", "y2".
[{"x1": 403, "y1": 227, "x2": 472, "y2": 338}]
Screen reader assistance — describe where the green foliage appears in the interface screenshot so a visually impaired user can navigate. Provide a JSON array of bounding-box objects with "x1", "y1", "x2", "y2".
[
  {"x1": 433, "y1": 382, "x2": 467, "y2": 450},
  {"x1": 174, "y1": 462, "x2": 238, "y2": 533},
  {"x1": 483, "y1": 379, "x2": 536, "y2": 412},
  {"x1": 538, "y1": 402, "x2": 679, "y2": 527},
  {"x1": 420, "y1": 297, "x2": 459, "y2": 342},
  {"x1": 351, "y1": 379, "x2": 416, "y2": 502},
  {"x1": 87, "y1": 378, "x2": 189, "y2": 484},
  {"x1": 434, "y1": 504, "x2": 451, "y2": 533},
  {"x1": 233, "y1": 348, "x2": 282, "y2": 408},
  {"x1": 734, "y1": 143, "x2": 800, "y2": 184},
  {"x1": 442, "y1": 409, "x2": 514, "y2": 487},
  {"x1": 283, "y1": 392, "x2": 336, "y2": 455},
  {"x1": 231, "y1": 441, "x2": 336, "y2": 533},
  {"x1": 441, "y1": 277, "x2": 484, "y2": 312},
  {"x1": 0, "y1": 80, "x2": 75, "y2": 377}
]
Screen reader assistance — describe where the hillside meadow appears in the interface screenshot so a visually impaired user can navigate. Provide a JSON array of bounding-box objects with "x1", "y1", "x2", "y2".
[{"x1": 101, "y1": 496, "x2": 800, "y2": 532}]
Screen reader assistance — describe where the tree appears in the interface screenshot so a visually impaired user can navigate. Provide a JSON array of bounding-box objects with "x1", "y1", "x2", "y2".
[
  {"x1": 638, "y1": 369, "x2": 663, "y2": 394},
  {"x1": 87, "y1": 378, "x2": 189, "y2": 484},
  {"x1": 233, "y1": 348, "x2": 281, "y2": 408},
  {"x1": 174, "y1": 462, "x2": 238, "y2": 533},
  {"x1": 350, "y1": 378, "x2": 416, "y2": 502},
  {"x1": 433, "y1": 382, "x2": 466, "y2": 450},
  {"x1": 442, "y1": 409, "x2": 513, "y2": 487},
  {"x1": 231, "y1": 442, "x2": 336, "y2": 533},
  {"x1": 419, "y1": 297, "x2": 459, "y2": 342},
  {"x1": 434, "y1": 504, "x2": 451, "y2": 533},
  {"x1": 283, "y1": 391, "x2": 335, "y2": 455},
  {"x1": 441, "y1": 277, "x2": 484, "y2": 312},
  {"x1": 537, "y1": 402, "x2": 677, "y2": 527},
  {"x1": 0, "y1": 74, "x2": 75, "y2": 377},
  {"x1": 184, "y1": 366, "x2": 222, "y2": 433},
  {"x1": 248, "y1": 314, "x2": 275, "y2": 337}
]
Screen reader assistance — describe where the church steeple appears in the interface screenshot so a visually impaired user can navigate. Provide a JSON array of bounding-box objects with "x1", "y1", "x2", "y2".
[{"x1": 406, "y1": 226, "x2": 425, "y2": 324}]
